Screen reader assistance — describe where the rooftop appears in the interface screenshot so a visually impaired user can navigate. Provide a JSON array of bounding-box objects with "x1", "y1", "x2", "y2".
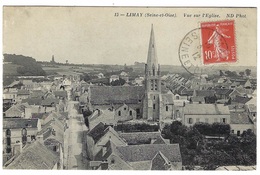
[
  {"x1": 6, "y1": 141, "x2": 59, "y2": 169},
  {"x1": 230, "y1": 112, "x2": 253, "y2": 124},
  {"x1": 3, "y1": 118, "x2": 39, "y2": 129},
  {"x1": 183, "y1": 104, "x2": 230, "y2": 115}
]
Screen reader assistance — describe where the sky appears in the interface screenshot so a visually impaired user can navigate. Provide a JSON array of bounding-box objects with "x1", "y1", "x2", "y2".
[{"x1": 3, "y1": 7, "x2": 257, "y2": 66}]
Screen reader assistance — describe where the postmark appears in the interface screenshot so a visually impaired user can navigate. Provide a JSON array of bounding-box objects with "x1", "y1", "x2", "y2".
[{"x1": 178, "y1": 20, "x2": 236, "y2": 75}]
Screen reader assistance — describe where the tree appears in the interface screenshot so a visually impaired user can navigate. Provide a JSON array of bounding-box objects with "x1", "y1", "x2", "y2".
[
  {"x1": 111, "y1": 78, "x2": 126, "y2": 86},
  {"x1": 245, "y1": 69, "x2": 251, "y2": 76},
  {"x1": 239, "y1": 71, "x2": 245, "y2": 77}
]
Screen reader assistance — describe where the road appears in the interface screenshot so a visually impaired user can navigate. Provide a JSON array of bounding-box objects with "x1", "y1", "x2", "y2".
[{"x1": 66, "y1": 101, "x2": 87, "y2": 170}]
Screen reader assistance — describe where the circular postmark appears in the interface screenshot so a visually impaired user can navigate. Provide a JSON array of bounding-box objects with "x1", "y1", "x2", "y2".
[{"x1": 178, "y1": 27, "x2": 229, "y2": 75}]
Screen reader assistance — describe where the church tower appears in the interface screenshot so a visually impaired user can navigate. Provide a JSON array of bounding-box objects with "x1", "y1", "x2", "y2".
[{"x1": 143, "y1": 24, "x2": 161, "y2": 121}]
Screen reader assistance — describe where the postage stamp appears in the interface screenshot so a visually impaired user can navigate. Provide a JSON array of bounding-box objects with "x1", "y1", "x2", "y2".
[{"x1": 200, "y1": 20, "x2": 236, "y2": 64}]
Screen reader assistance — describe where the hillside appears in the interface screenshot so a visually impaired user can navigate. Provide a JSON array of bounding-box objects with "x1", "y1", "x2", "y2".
[{"x1": 3, "y1": 54, "x2": 46, "y2": 76}]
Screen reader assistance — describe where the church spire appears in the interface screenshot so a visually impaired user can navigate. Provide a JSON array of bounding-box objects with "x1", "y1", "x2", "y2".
[{"x1": 147, "y1": 24, "x2": 158, "y2": 72}]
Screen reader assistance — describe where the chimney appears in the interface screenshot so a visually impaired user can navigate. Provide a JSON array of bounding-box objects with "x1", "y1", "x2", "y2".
[
  {"x1": 36, "y1": 134, "x2": 44, "y2": 144},
  {"x1": 13, "y1": 142, "x2": 22, "y2": 156}
]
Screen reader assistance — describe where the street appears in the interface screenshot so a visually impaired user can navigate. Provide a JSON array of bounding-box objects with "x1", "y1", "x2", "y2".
[{"x1": 66, "y1": 101, "x2": 87, "y2": 170}]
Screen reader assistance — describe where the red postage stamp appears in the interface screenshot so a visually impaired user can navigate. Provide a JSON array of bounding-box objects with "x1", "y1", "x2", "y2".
[{"x1": 200, "y1": 20, "x2": 236, "y2": 65}]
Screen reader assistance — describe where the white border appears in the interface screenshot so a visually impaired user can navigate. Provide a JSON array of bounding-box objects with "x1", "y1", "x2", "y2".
[{"x1": 0, "y1": 1, "x2": 259, "y2": 175}]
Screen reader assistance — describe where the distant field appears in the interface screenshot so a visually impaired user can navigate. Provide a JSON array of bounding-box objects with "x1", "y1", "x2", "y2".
[{"x1": 3, "y1": 63, "x2": 22, "y2": 75}]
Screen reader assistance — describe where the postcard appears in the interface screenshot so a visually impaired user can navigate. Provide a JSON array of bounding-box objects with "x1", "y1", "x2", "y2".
[{"x1": 2, "y1": 6, "x2": 257, "y2": 171}]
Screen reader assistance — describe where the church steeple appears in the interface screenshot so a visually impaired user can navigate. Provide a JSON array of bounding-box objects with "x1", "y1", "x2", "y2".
[{"x1": 147, "y1": 24, "x2": 158, "y2": 73}]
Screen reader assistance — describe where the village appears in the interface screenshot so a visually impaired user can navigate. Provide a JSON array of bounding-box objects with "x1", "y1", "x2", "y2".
[{"x1": 2, "y1": 26, "x2": 257, "y2": 170}]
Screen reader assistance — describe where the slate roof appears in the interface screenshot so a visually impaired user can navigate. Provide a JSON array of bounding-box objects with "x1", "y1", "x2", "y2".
[
  {"x1": 214, "y1": 89, "x2": 233, "y2": 96},
  {"x1": 30, "y1": 90, "x2": 45, "y2": 98},
  {"x1": 151, "y1": 151, "x2": 171, "y2": 170},
  {"x1": 195, "y1": 90, "x2": 216, "y2": 97},
  {"x1": 119, "y1": 132, "x2": 167, "y2": 145},
  {"x1": 87, "y1": 122, "x2": 108, "y2": 143},
  {"x1": 247, "y1": 104, "x2": 256, "y2": 113},
  {"x1": 89, "y1": 86, "x2": 144, "y2": 105},
  {"x1": 3, "y1": 118, "x2": 39, "y2": 129},
  {"x1": 232, "y1": 96, "x2": 252, "y2": 104},
  {"x1": 17, "y1": 89, "x2": 30, "y2": 95},
  {"x1": 115, "y1": 144, "x2": 182, "y2": 162},
  {"x1": 53, "y1": 91, "x2": 67, "y2": 98},
  {"x1": 6, "y1": 141, "x2": 59, "y2": 169},
  {"x1": 183, "y1": 104, "x2": 230, "y2": 115},
  {"x1": 162, "y1": 94, "x2": 174, "y2": 104},
  {"x1": 230, "y1": 112, "x2": 253, "y2": 124},
  {"x1": 41, "y1": 97, "x2": 59, "y2": 106},
  {"x1": 31, "y1": 113, "x2": 49, "y2": 119},
  {"x1": 22, "y1": 97, "x2": 42, "y2": 105}
]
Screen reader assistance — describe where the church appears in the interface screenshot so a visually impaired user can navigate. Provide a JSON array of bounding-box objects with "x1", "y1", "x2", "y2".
[{"x1": 87, "y1": 25, "x2": 182, "y2": 125}]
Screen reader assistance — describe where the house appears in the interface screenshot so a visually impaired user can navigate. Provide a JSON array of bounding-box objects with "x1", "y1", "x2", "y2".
[
  {"x1": 109, "y1": 75, "x2": 120, "y2": 83},
  {"x1": 85, "y1": 122, "x2": 127, "y2": 160},
  {"x1": 88, "y1": 109, "x2": 117, "y2": 130},
  {"x1": 4, "y1": 140, "x2": 60, "y2": 169},
  {"x1": 3, "y1": 118, "x2": 41, "y2": 157},
  {"x1": 93, "y1": 142, "x2": 182, "y2": 170},
  {"x1": 97, "y1": 73, "x2": 104, "y2": 79},
  {"x1": 4, "y1": 103, "x2": 32, "y2": 118},
  {"x1": 3, "y1": 90, "x2": 17, "y2": 104},
  {"x1": 133, "y1": 76, "x2": 144, "y2": 86},
  {"x1": 16, "y1": 89, "x2": 30, "y2": 102},
  {"x1": 115, "y1": 104, "x2": 137, "y2": 122},
  {"x1": 230, "y1": 112, "x2": 254, "y2": 136},
  {"x1": 182, "y1": 104, "x2": 230, "y2": 126}
]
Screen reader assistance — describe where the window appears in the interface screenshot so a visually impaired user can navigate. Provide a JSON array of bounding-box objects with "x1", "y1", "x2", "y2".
[
  {"x1": 231, "y1": 130, "x2": 234, "y2": 134},
  {"x1": 129, "y1": 110, "x2": 132, "y2": 116},
  {"x1": 237, "y1": 130, "x2": 241, "y2": 136},
  {"x1": 153, "y1": 104, "x2": 156, "y2": 110},
  {"x1": 188, "y1": 118, "x2": 193, "y2": 124},
  {"x1": 118, "y1": 111, "x2": 121, "y2": 116},
  {"x1": 6, "y1": 129, "x2": 11, "y2": 153},
  {"x1": 166, "y1": 106, "x2": 168, "y2": 111},
  {"x1": 176, "y1": 96, "x2": 180, "y2": 100},
  {"x1": 124, "y1": 107, "x2": 127, "y2": 110},
  {"x1": 154, "y1": 96, "x2": 156, "y2": 100},
  {"x1": 222, "y1": 118, "x2": 226, "y2": 123},
  {"x1": 22, "y1": 128, "x2": 27, "y2": 145},
  {"x1": 205, "y1": 118, "x2": 209, "y2": 123}
]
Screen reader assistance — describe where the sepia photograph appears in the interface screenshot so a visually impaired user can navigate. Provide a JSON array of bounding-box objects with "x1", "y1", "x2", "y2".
[{"x1": 1, "y1": 5, "x2": 257, "y2": 171}]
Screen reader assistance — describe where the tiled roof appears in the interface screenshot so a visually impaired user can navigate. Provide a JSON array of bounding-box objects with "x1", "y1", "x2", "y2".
[
  {"x1": 6, "y1": 141, "x2": 59, "y2": 169},
  {"x1": 3, "y1": 118, "x2": 39, "y2": 129},
  {"x1": 89, "y1": 86, "x2": 144, "y2": 105},
  {"x1": 183, "y1": 104, "x2": 230, "y2": 115},
  {"x1": 119, "y1": 132, "x2": 167, "y2": 145},
  {"x1": 17, "y1": 89, "x2": 30, "y2": 95},
  {"x1": 115, "y1": 144, "x2": 182, "y2": 162},
  {"x1": 230, "y1": 112, "x2": 253, "y2": 124},
  {"x1": 22, "y1": 97, "x2": 42, "y2": 105}
]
